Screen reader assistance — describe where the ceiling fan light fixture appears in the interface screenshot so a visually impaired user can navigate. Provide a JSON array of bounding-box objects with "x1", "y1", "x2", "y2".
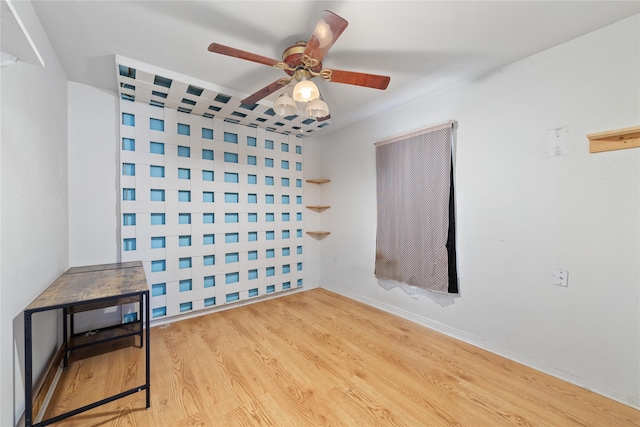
[
  {"x1": 273, "y1": 92, "x2": 297, "y2": 117},
  {"x1": 305, "y1": 98, "x2": 329, "y2": 119},
  {"x1": 293, "y1": 78, "x2": 320, "y2": 102}
]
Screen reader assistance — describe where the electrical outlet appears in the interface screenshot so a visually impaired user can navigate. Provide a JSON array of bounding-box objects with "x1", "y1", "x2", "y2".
[
  {"x1": 553, "y1": 270, "x2": 568, "y2": 287},
  {"x1": 411, "y1": 286, "x2": 418, "y2": 298}
]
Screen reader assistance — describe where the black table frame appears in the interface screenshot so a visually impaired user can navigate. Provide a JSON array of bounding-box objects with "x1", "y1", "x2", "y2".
[{"x1": 23, "y1": 262, "x2": 150, "y2": 427}]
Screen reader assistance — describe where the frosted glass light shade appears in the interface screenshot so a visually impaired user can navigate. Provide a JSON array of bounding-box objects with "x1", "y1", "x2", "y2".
[
  {"x1": 293, "y1": 79, "x2": 320, "y2": 102},
  {"x1": 273, "y1": 93, "x2": 297, "y2": 116},
  {"x1": 305, "y1": 98, "x2": 329, "y2": 118}
]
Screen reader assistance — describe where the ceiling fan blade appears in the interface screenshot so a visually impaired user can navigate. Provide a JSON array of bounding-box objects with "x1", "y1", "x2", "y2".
[
  {"x1": 208, "y1": 43, "x2": 280, "y2": 67},
  {"x1": 303, "y1": 10, "x2": 348, "y2": 63},
  {"x1": 241, "y1": 79, "x2": 289, "y2": 105},
  {"x1": 325, "y1": 69, "x2": 391, "y2": 90}
]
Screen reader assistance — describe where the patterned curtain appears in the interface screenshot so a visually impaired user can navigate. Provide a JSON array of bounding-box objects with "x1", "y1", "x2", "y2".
[{"x1": 375, "y1": 121, "x2": 458, "y2": 294}]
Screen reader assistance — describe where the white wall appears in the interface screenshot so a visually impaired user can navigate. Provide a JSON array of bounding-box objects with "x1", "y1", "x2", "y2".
[
  {"x1": 0, "y1": 1, "x2": 69, "y2": 425},
  {"x1": 317, "y1": 15, "x2": 640, "y2": 407}
]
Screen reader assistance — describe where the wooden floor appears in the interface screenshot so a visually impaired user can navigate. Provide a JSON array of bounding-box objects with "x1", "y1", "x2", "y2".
[{"x1": 44, "y1": 288, "x2": 639, "y2": 426}]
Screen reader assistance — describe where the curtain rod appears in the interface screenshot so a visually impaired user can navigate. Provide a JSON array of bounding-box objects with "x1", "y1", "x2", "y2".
[{"x1": 375, "y1": 120, "x2": 454, "y2": 146}]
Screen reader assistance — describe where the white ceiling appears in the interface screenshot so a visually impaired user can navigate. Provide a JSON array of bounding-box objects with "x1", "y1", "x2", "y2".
[{"x1": 8, "y1": 1, "x2": 640, "y2": 137}]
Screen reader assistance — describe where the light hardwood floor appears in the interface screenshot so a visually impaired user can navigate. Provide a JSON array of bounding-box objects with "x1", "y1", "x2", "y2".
[{"x1": 44, "y1": 288, "x2": 639, "y2": 426}]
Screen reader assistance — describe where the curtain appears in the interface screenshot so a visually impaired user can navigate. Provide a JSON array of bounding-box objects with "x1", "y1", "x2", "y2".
[{"x1": 375, "y1": 121, "x2": 458, "y2": 294}]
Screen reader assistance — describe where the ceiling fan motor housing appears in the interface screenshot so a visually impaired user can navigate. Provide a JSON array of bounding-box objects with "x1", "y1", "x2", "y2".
[{"x1": 282, "y1": 42, "x2": 323, "y2": 75}]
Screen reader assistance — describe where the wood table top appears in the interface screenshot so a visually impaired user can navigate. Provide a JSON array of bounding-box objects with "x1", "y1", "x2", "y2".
[{"x1": 25, "y1": 261, "x2": 148, "y2": 312}]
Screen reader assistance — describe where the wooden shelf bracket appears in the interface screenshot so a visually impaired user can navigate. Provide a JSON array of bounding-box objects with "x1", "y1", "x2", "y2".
[{"x1": 588, "y1": 125, "x2": 640, "y2": 153}]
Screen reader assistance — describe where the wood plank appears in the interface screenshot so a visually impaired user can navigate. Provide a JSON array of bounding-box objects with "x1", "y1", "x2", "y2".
[
  {"x1": 44, "y1": 289, "x2": 640, "y2": 427},
  {"x1": 588, "y1": 125, "x2": 640, "y2": 153}
]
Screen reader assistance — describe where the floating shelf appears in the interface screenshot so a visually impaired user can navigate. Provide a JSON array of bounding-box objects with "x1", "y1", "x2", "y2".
[
  {"x1": 306, "y1": 205, "x2": 331, "y2": 212},
  {"x1": 306, "y1": 179, "x2": 331, "y2": 184},
  {"x1": 588, "y1": 125, "x2": 640, "y2": 153},
  {"x1": 306, "y1": 231, "x2": 330, "y2": 237}
]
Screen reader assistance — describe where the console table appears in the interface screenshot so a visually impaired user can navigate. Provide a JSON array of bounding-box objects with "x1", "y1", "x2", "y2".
[{"x1": 24, "y1": 261, "x2": 150, "y2": 427}]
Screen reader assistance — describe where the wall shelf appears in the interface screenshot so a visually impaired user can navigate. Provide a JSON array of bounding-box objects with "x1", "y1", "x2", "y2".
[
  {"x1": 306, "y1": 179, "x2": 331, "y2": 184},
  {"x1": 306, "y1": 205, "x2": 331, "y2": 212},
  {"x1": 588, "y1": 125, "x2": 640, "y2": 153},
  {"x1": 306, "y1": 231, "x2": 330, "y2": 238}
]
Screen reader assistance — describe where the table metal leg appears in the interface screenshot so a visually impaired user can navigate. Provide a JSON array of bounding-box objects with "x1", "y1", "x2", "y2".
[
  {"x1": 25, "y1": 311, "x2": 33, "y2": 427},
  {"x1": 145, "y1": 291, "x2": 151, "y2": 408}
]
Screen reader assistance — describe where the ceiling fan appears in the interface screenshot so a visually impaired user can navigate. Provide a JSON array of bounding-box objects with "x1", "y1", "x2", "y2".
[{"x1": 207, "y1": 10, "x2": 390, "y2": 120}]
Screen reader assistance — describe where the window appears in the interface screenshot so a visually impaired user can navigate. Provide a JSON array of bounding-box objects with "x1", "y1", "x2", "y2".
[
  {"x1": 150, "y1": 118, "x2": 164, "y2": 131},
  {"x1": 224, "y1": 132, "x2": 238, "y2": 143},
  {"x1": 150, "y1": 165, "x2": 164, "y2": 177},
  {"x1": 202, "y1": 128, "x2": 213, "y2": 139},
  {"x1": 178, "y1": 168, "x2": 191, "y2": 179},
  {"x1": 150, "y1": 142, "x2": 164, "y2": 154},
  {"x1": 178, "y1": 123, "x2": 190, "y2": 135},
  {"x1": 179, "y1": 213, "x2": 191, "y2": 224},
  {"x1": 122, "y1": 138, "x2": 135, "y2": 151},
  {"x1": 202, "y1": 149, "x2": 214, "y2": 160},
  {"x1": 202, "y1": 170, "x2": 214, "y2": 181},
  {"x1": 374, "y1": 121, "x2": 458, "y2": 294},
  {"x1": 151, "y1": 237, "x2": 166, "y2": 248},
  {"x1": 178, "y1": 146, "x2": 190, "y2": 157}
]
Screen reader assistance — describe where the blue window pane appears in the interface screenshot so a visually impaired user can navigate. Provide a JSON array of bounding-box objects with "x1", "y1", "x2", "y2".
[
  {"x1": 150, "y1": 142, "x2": 164, "y2": 154},
  {"x1": 297, "y1": 229, "x2": 302, "y2": 238},
  {"x1": 225, "y1": 213, "x2": 239, "y2": 223},
  {"x1": 224, "y1": 193, "x2": 239, "y2": 203},
  {"x1": 224, "y1": 132, "x2": 238, "y2": 143},
  {"x1": 247, "y1": 155, "x2": 257, "y2": 165},
  {"x1": 281, "y1": 160, "x2": 289, "y2": 170},
  {"x1": 296, "y1": 179, "x2": 302, "y2": 188},
  {"x1": 180, "y1": 302, "x2": 192, "y2": 312},
  {"x1": 248, "y1": 232, "x2": 257, "y2": 241},
  {"x1": 203, "y1": 213, "x2": 214, "y2": 224},
  {"x1": 178, "y1": 123, "x2": 190, "y2": 135},
  {"x1": 203, "y1": 192, "x2": 214, "y2": 203},
  {"x1": 247, "y1": 136, "x2": 256, "y2": 146},
  {"x1": 150, "y1": 189, "x2": 165, "y2": 201},
  {"x1": 266, "y1": 285, "x2": 275, "y2": 294},
  {"x1": 226, "y1": 292, "x2": 239, "y2": 302},
  {"x1": 248, "y1": 174, "x2": 257, "y2": 184},
  {"x1": 249, "y1": 288, "x2": 259, "y2": 296},
  {"x1": 265, "y1": 176, "x2": 274, "y2": 186},
  {"x1": 265, "y1": 140, "x2": 274, "y2": 149},
  {"x1": 225, "y1": 233, "x2": 239, "y2": 243},
  {"x1": 297, "y1": 262, "x2": 303, "y2": 271},
  {"x1": 179, "y1": 257, "x2": 192, "y2": 269},
  {"x1": 297, "y1": 245, "x2": 303, "y2": 254},
  {"x1": 265, "y1": 158, "x2": 274, "y2": 167},
  {"x1": 202, "y1": 128, "x2": 213, "y2": 139},
  {"x1": 248, "y1": 213, "x2": 257, "y2": 222},
  {"x1": 282, "y1": 230, "x2": 290, "y2": 239},
  {"x1": 202, "y1": 170, "x2": 214, "y2": 181},
  {"x1": 225, "y1": 272, "x2": 239, "y2": 284},
  {"x1": 123, "y1": 238, "x2": 136, "y2": 251},
  {"x1": 296, "y1": 196, "x2": 302, "y2": 204},
  {"x1": 297, "y1": 278, "x2": 303, "y2": 287},
  {"x1": 152, "y1": 307, "x2": 166, "y2": 318},
  {"x1": 204, "y1": 297, "x2": 216, "y2": 307},
  {"x1": 248, "y1": 250, "x2": 258, "y2": 260},
  {"x1": 203, "y1": 234, "x2": 215, "y2": 245},
  {"x1": 266, "y1": 213, "x2": 274, "y2": 222},
  {"x1": 265, "y1": 194, "x2": 274, "y2": 204},
  {"x1": 179, "y1": 213, "x2": 191, "y2": 224},
  {"x1": 281, "y1": 143, "x2": 289, "y2": 152},
  {"x1": 296, "y1": 162, "x2": 302, "y2": 171},
  {"x1": 282, "y1": 213, "x2": 290, "y2": 221},
  {"x1": 122, "y1": 138, "x2": 135, "y2": 151},
  {"x1": 152, "y1": 283, "x2": 166, "y2": 296},
  {"x1": 150, "y1": 118, "x2": 164, "y2": 131},
  {"x1": 248, "y1": 270, "x2": 258, "y2": 280},
  {"x1": 151, "y1": 236, "x2": 166, "y2": 248},
  {"x1": 282, "y1": 195, "x2": 290, "y2": 204},
  {"x1": 282, "y1": 247, "x2": 290, "y2": 256},
  {"x1": 122, "y1": 163, "x2": 135, "y2": 176},
  {"x1": 283, "y1": 282, "x2": 291, "y2": 290},
  {"x1": 150, "y1": 165, "x2": 164, "y2": 177},
  {"x1": 266, "y1": 249, "x2": 275, "y2": 258},
  {"x1": 202, "y1": 149, "x2": 214, "y2": 160},
  {"x1": 224, "y1": 172, "x2": 239, "y2": 183},
  {"x1": 178, "y1": 191, "x2": 191, "y2": 202},
  {"x1": 123, "y1": 213, "x2": 136, "y2": 226},
  {"x1": 281, "y1": 178, "x2": 289, "y2": 187},
  {"x1": 151, "y1": 260, "x2": 166, "y2": 272},
  {"x1": 179, "y1": 279, "x2": 192, "y2": 292},
  {"x1": 266, "y1": 267, "x2": 275, "y2": 277},
  {"x1": 204, "y1": 255, "x2": 215, "y2": 266},
  {"x1": 282, "y1": 265, "x2": 290, "y2": 274},
  {"x1": 123, "y1": 188, "x2": 136, "y2": 201},
  {"x1": 178, "y1": 146, "x2": 190, "y2": 157},
  {"x1": 248, "y1": 194, "x2": 257, "y2": 203},
  {"x1": 122, "y1": 113, "x2": 135, "y2": 126},
  {"x1": 224, "y1": 152, "x2": 238, "y2": 163},
  {"x1": 204, "y1": 276, "x2": 215, "y2": 288},
  {"x1": 296, "y1": 145, "x2": 302, "y2": 154},
  {"x1": 297, "y1": 212, "x2": 302, "y2": 221},
  {"x1": 178, "y1": 168, "x2": 191, "y2": 179},
  {"x1": 179, "y1": 235, "x2": 191, "y2": 247},
  {"x1": 266, "y1": 231, "x2": 275, "y2": 240},
  {"x1": 151, "y1": 213, "x2": 165, "y2": 225}
]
